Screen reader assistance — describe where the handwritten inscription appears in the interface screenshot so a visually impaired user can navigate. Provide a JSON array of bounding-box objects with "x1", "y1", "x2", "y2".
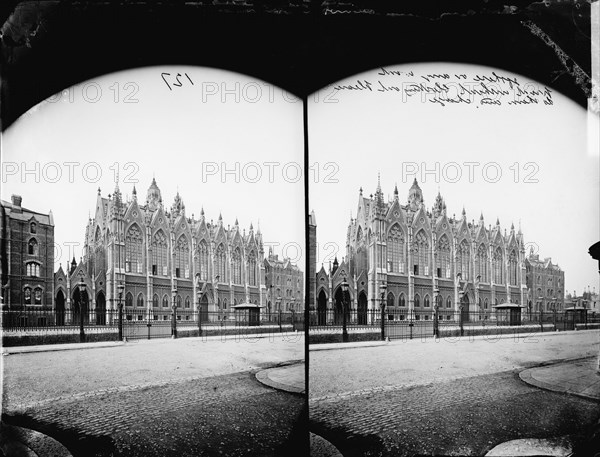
[{"x1": 333, "y1": 68, "x2": 553, "y2": 107}]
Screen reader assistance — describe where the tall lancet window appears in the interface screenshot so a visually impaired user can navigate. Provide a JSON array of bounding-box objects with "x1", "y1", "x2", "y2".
[
  {"x1": 195, "y1": 240, "x2": 209, "y2": 281},
  {"x1": 436, "y1": 234, "x2": 451, "y2": 279},
  {"x1": 387, "y1": 224, "x2": 405, "y2": 273},
  {"x1": 125, "y1": 224, "x2": 144, "y2": 273},
  {"x1": 175, "y1": 235, "x2": 190, "y2": 278},
  {"x1": 457, "y1": 240, "x2": 470, "y2": 281},
  {"x1": 476, "y1": 244, "x2": 488, "y2": 282},
  {"x1": 493, "y1": 247, "x2": 503, "y2": 284},
  {"x1": 152, "y1": 230, "x2": 168, "y2": 276},
  {"x1": 509, "y1": 249, "x2": 518, "y2": 286},
  {"x1": 232, "y1": 247, "x2": 242, "y2": 284},
  {"x1": 215, "y1": 244, "x2": 226, "y2": 281},
  {"x1": 413, "y1": 230, "x2": 429, "y2": 276}
]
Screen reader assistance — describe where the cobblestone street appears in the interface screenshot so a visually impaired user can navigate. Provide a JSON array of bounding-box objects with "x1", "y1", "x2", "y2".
[
  {"x1": 309, "y1": 331, "x2": 600, "y2": 456},
  {"x1": 3, "y1": 336, "x2": 307, "y2": 456},
  {"x1": 310, "y1": 369, "x2": 599, "y2": 457}
]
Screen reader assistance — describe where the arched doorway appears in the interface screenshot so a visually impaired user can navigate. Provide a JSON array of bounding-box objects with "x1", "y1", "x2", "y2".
[
  {"x1": 461, "y1": 294, "x2": 470, "y2": 322},
  {"x1": 200, "y1": 294, "x2": 209, "y2": 323},
  {"x1": 317, "y1": 290, "x2": 327, "y2": 325},
  {"x1": 334, "y1": 288, "x2": 343, "y2": 325},
  {"x1": 358, "y1": 291, "x2": 367, "y2": 324},
  {"x1": 72, "y1": 288, "x2": 90, "y2": 324},
  {"x1": 96, "y1": 291, "x2": 106, "y2": 325},
  {"x1": 55, "y1": 290, "x2": 65, "y2": 325}
]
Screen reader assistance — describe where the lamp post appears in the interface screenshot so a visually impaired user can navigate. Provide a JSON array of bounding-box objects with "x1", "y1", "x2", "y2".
[
  {"x1": 552, "y1": 297, "x2": 557, "y2": 331},
  {"x1": 171, "y1": 286, "x2": 178, "y2": 339},
  {"x1": 269, "y1": 284, "x2": 273, "y2": 322},
  {"x1": 433, "y1": 287, "x2": 440, "y2": 338},
  {"x1": 196, "y1": 274, "x2": 202, "y2": 337},
  {"x1": 117, "y1": 282, "x2": 124, "y2": 341},
  {"x1": 380, "y1": 282, "x2": 387, "y2": 341},
  {"x1": 341, "y1": 277, "x2": 349, "y2": 343},
  {"x1": 78, "y1": 276, "x2": 86, "y2": 342},
  {"x1": 538, "y1": 297, "x2": 544, "y2": 332}
]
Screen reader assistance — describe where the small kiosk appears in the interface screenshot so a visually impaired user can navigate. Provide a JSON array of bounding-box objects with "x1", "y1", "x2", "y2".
[
  {"x1": 231, "y1": 303, "x2": 263, "y2": 327},
  {"x1": 492, "y1": 303, "x2": 522, "y2": 326},
  {"x1": 564, "y1": 306, "x2": 587, "y2": 330}
]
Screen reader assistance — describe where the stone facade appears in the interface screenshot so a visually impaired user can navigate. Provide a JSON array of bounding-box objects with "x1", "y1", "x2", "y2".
[
  {"x1": 54, "y1": 179, "x2": 268, "y2": 324},
  {"x1": 0, "y1": 195, "x2": 54, "y2": 313},
  {"x1": 314, "y1": 178, "x2": 535, "y2": 322}
]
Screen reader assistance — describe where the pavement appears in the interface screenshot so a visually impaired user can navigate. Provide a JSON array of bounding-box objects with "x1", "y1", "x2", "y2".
[
  {"x1": 2, "y1": 335, "x2": 306, "y2": 457},
  {"x1": 309, "y1": 330, "x2": 600, "y2": 457}
]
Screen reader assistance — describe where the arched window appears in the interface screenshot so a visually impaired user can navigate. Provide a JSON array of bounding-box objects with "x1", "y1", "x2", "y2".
[
  {"x1": 24, "y1": 287, "x2": 32, "y2": 305},
  {"x1": 215, "y1": 244, "x2": 226, "y2": 281},
  {"x1": 152, "y1": 230, "x2": 168, "y2": 276},
  {"x1": 457, "y1": 239, "x2": 470, "y2": 281},
  {"x1": 195, "y1": 240, "x2": 209, "y2": 281},
  {"x1": 387, "y1": 224, "x2": 405, "y2": 273},
  {"x1": 446, "y1": 296, "x2": 452, "y2": 308},
  {"x1": 387, "y1": 292, "x2": 395, "y2": 308},
  {"x1": 26, "y1": 262, "x2": 40, "y2": 277},
  {"x1": 414, "y1": 294, "x2": 421, "y2": 308},
  {"x1": 414, "y1": 230, "x2": 429, "y2": 276},
  {"x1": 399, "y1": 293, "x2": 406, "y2": 307},
  {"x1": 34, "y1": 287, "x2": 42, "y2": 304},
  {"x1": 356, "y1": 246, "x2": 368, "y2": 276},
  {"x1": 137, "y1": 294, "x2": 144, "y2": 308},
  {"x1": 247, "y1": 250, "x2": 257, "y2": 286},
  {"x1": 436, "y1": 234, "x2": 451, "y2": 279},
  {"x1": 28, "y1": 238, "x2": 38, "y2": 256},
  {"x1": 177, "y1": 295, "x2": 182, "y2": 308},
  {"x1": 162, "y1": 295, "x2": 169, "y2": 308},
  {"x1": 493, "y1": 247, "x2": 503, "y2": 284},
  {"x1": 174, "y1": 235, "x2": 190, "y2": 279},
  {"x1": 232, "y1": 247, "x2": 242, "y2": 284},
  {"x1": 424, "y1": 295, "x2": 430, "y2": 307},
  {"x1": 223, "y1": 298, "x2": 227, "y2": 310},
  {"x1": 185, "y1": 296, "x2": 191, "y2": 308},
  {"x1": 125, "y1": 292, "x2": 133, "y2": 308},
  {"x1": 153, "y1": 294, "x2": 159, "y2": 308},
  {"x1": 476, "y1": 244, "x2": 488, "y2": 282},
  {"x1": 94, "y1": 226, "x2": 105, "y2": 272},
  {"x1": 125, "y1": 224, "x2": 144, "y2": 274},
  {"x1": 508, "y1": 249, "x2": 518, "y2": 286},
  {"x1": 484, "y1": 298, "x2": 489, "y2": 309}
]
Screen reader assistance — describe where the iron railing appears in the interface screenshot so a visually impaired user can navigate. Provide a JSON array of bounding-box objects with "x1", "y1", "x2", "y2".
[
  {"x1": 2, "y1": 307, "x2": 304, "y2": 342},
  {"x1": 308, "y1": 307, "x2": 593, "y2": 340}
]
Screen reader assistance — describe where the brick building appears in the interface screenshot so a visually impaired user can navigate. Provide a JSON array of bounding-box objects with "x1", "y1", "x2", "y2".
[
  {"x1": 0, "y1": 195, "x2": 55, "y2": 317},
  {"x1": 264, "y1": 249, "x2": 304, "y2": 317},
  {"x1": 524, "y1": 250, "x2": 565, "y2": 314}
]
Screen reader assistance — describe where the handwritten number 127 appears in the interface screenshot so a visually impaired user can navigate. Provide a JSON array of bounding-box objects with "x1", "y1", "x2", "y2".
[{"x1": 161, "y1": 73, "x2": 194, "y2": 91}]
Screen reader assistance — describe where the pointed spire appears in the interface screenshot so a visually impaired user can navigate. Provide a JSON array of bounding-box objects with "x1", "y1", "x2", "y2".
[
  {"x1": 496, "y1": 217, "x2": 500, "y2": 226},
  {"x1": 201, "y1": 207, "x2": 205, "y2": 216},
  {"x1": 359, "y1": 186, "x2": 363, "y2": 195},
  {"x1": 462, "y1": 207, "x2": 466, "y2": 218},
  {"x1": 376, "y1": 173, "x2": 381, "y2": 192},
  {"x1": 235, "y1": 218, "x2": 239, "y2": 226},
  {"x1": 97, "y1": 187, "x2": 101, "y2": 195},
  {"x1": 249, "y1": 222, "x2": 253, "y2": 231}
]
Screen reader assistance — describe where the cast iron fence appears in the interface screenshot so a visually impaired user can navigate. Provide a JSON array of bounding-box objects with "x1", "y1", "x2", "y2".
[
  {"x1": 308, "y1": 307, "x2": 595, "y2": 341},
  {"x1": 2, "y1": 307, "x2": 303, "y2": 342}
]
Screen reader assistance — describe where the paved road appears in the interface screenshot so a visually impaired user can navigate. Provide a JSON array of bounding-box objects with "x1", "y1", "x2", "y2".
[
  {"x1": 3, "y1": 335, "x2": 306, "y2": 457},
  {"x1": 309, "y1": 331, "x2": 600, "y2": 456}
]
